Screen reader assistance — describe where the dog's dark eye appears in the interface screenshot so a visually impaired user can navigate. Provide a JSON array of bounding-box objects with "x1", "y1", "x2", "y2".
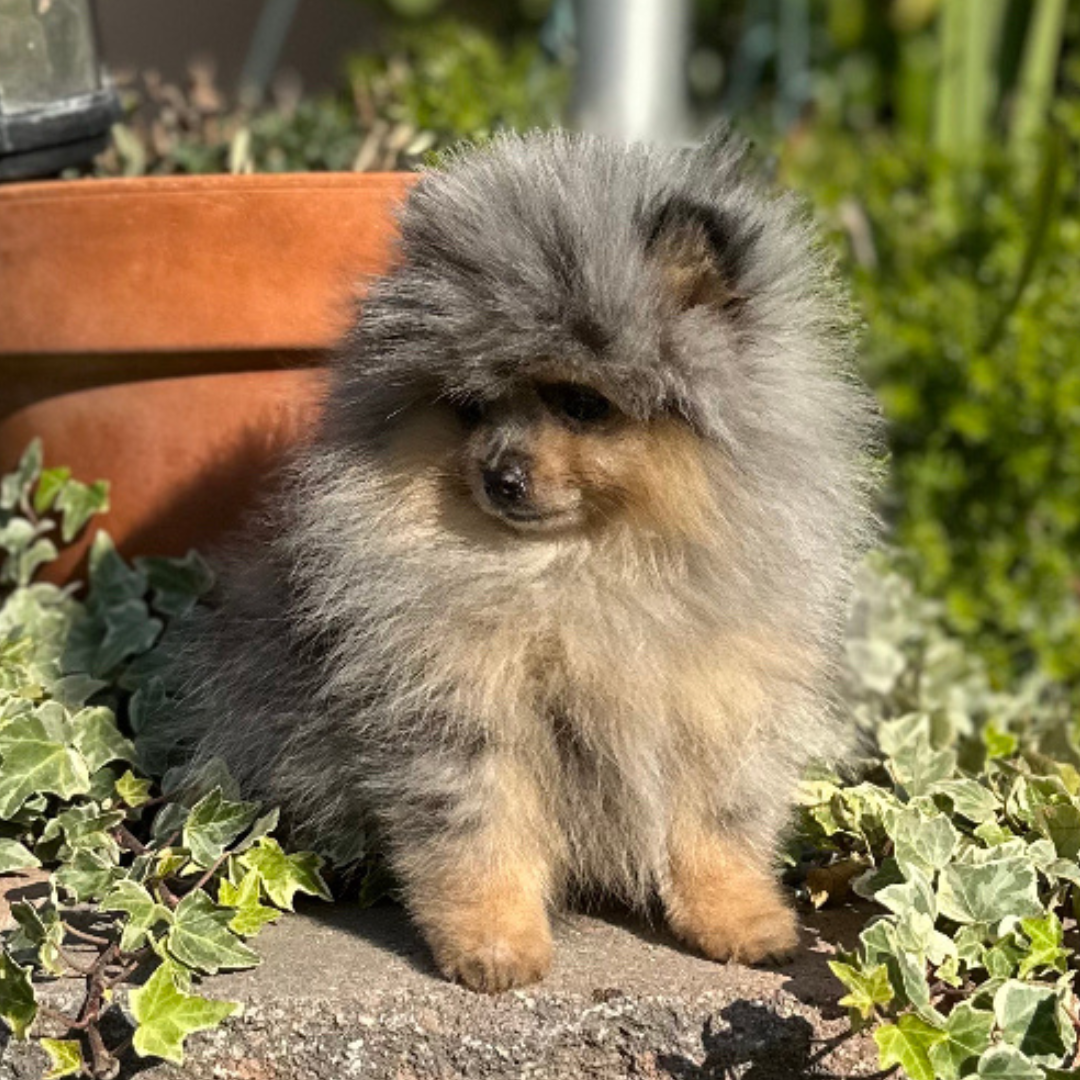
[
  {"x1": 540, "y1": 383, "x2": 612, "y2": 425},
  {"x1": 454, "y1": 397, "x2": 486, "y2": 429}
]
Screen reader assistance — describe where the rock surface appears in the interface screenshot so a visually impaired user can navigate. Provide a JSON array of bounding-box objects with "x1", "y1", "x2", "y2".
[{"x1": 1, "y1": 901, "x2": 882, "y2": 1079}]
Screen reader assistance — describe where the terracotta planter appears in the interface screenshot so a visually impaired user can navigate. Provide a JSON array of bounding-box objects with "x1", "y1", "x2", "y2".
[{"x1": 0, "y1": 171, "x2": 417, "y2": 581}]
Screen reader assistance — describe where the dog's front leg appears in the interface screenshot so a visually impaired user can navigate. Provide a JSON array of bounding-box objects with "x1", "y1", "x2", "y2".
[
  {"x1": 391, "y1": 755, "x2": 555, "y2": 993},
  {"x1": 661, "y1": 817, "x2": 798, "y2": 966}
]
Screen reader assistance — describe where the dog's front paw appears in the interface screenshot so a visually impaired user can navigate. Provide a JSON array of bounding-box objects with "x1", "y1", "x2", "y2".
[
  {"x1": 664, "y1": 831, "x2": 799, "y2": 967},
  {"x1": 673, "y1": 897, "x2": 798, "y2": 966},
  {"x1": 412, "y1": 872, "x2": 554, "y2": 993},
  {"x1": 433, "y1": 921, "x2": 553, "y2": 993}
]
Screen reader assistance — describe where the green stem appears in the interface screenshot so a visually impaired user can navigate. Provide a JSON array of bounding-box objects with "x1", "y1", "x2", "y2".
[{"x1": 1010, "y1": 0, "x2": 1067, "y2": 150}]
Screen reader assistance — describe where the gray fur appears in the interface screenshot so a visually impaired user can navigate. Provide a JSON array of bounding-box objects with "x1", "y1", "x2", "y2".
[{"x1": 173, "y1": 129, "x2": 881, "y2": 914}]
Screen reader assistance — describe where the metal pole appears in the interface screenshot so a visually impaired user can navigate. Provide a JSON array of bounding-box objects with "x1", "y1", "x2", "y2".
[{"x1": 571, "y1": 0, "x2": 692, "y2": 144}]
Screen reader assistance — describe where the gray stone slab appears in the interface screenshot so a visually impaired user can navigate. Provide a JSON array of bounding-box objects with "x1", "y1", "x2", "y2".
[{"x1": 2, "y1": 902, "x2": 882, "y2": 1079}]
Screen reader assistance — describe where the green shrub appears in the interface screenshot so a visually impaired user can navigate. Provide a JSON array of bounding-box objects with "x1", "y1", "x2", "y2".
[
  {"x1": 349, "y1": 19, "x2": 568, "y2": 141},
  {"x1": 782, "y1": 92, "x2": 1080, "y2": 687}
]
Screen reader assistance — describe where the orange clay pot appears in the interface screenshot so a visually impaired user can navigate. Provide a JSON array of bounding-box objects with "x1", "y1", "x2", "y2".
[{"x1": 0, "y1": 172, "x2": 417, "y2": 582}]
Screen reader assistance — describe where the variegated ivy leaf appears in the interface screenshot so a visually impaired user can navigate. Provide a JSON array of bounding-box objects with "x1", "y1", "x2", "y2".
[
  {"x1": 1034, "y1": 801, "x2": 1080, "y2": 860},
  {"x1": 926, "y1": 1002, "x2": 996, "y2": 1080},
  {"x1": 54, "y1": 848, "x2": 121, "y2": 903},
  {"x1": 129, "y1": 961, "x2": 239, "y2": 1065},
  {"x1": 0, "y1": 714, "x2": 91, "y2": 816},
  {"x1": 936, "y1": 858, "x2": 1043, "y2": 925},
  {"x1": 87, "y1": 600, "x2": 163, "y2": 680},
  {"x1": 101, "y1": 880, "x2": 174, "y2": 952},
  {"x1": 993, "y1": 980, "x2": 1076, "y2": 1064},
  {"x1": 55, "y1": 479, "x2": 109, "y2": 544},
  {"x1": 975, "y1": 1044, "x2": 1042, "y2": 1079},
  {"x1": 887, "y1": 806, "x2": 959, "y2": 878},
  {"x1": 40, "y1": 802, "x2": 125, "y2": 857},
  {"x1": 846, "y1": 638, "x2": 906, "y2": 695},
  {"x1": 0, "y1": 837, "x2": 40, "y2": 873},
  {"x1": 930, "y1": 777, "x2": 1001, "y2": 824},
  {"x1": 876, "y1": 867, "x2": 957, "y2": 967},
  {"x1": 85, "y1": 532, "x2": 146, "y2": 609},
  {"x1": 182, "y1": 788, "x2": 260, "y2": 868},
  {"x1": 230, "y1": 807, "x2": 280, "y2": 855},
  {"x1": 165, "y1": 890, "x2": 261, "y2": 974},
  {"x1": 0, "y1": 439, "x2": 42, "y2": 511},
  {"x1": 69, "y1": 706, "x2": 137, "y2": 773},
  {"x1": 859, "y1": 918, "x2": 939, "y2": 1021}
]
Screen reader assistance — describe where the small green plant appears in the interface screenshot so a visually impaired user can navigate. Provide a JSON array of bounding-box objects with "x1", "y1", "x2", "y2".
[
  {"x1": 0, "y1": 442, "x2": 330, "y2": 1078},
  {"x1": 798, "y1": 555, "x2": 1080, "y2": 1078}
]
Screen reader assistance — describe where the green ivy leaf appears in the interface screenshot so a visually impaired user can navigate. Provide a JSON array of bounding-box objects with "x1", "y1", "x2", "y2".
[
  {"x1": 0, "y1": 837, "x2": 40, "y2": 873},
  {"x1": 166, "y1": 890, "x2": 261, "y2": 974},
  {"x1": 875, "y1": 1013, "x2": 947, "y2": 1080},
  {"x1": 47, "y1": 673, "x2": 108, "y2": 709},
  {"x1": 828, "y1": 958, "x2": 893, "y2": 1022},
  {"x1": 927, "y1": 1002, "x2": 996, "y2": 1080},
  {"x1": 32, "y1": 467, "x2": 71, "y2": 515},
  {"x1": 90, "y1": 600, "x2": 163, "y2": 678},
  {"x1": 115, "y1": 769, "x2": 153, "y2": 807},
  {"x1": 0, "y1": 715, "x2": 91, "y2": 816},
  {"x1": 218, "y1": 869, "x2": 281, "y2": 936},
  {"x1": 135, "y1": 551, "x2": 215, "y2": 618},
  {"x1": 1017, "y1": 913, "x2": 1069, "y2": 978},
  {"x1": 1034, "y1": 801, "x2": 1080, "y2": 860},
  {"x1": 182, "y1": 788, "x2": 260, "y2": 869},
  {"x1": 55, "y1": 479, "x2": 110, "y2": 544},
  {"x1": 129, "y1": 961, "x2": 239, "y2": 1065},
  {"x1": 983, "y1": 724, "x2": 1019, "y2": 759},
  {"x1": 239, "y1": 837, "x2": 332, "y2": 909},
  {"x1": 85, "y1": 532, "x2": 146, "y2": 608},
  {"x1": 39, "y1": 1038, "x2": 83, "y2": 1078},
  {"x1": 9, "y1": 900, "x2": 65, "y2": 976},
  {"x1": 936, "y1": 858, "x2": 1043, "y2": 924},
  {"x1": 0, "y1": 947, "x2": 37, "y2": 1040}
]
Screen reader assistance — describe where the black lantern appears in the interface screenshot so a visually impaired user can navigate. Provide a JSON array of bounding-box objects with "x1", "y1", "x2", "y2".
[{"x1": 0, "y1": 0, "x2": 120, "y2": 180}]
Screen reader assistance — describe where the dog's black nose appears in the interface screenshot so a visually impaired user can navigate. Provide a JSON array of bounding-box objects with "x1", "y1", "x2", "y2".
[{"x1": 483, "y1": 459, "x2": 529, "y2": 506}]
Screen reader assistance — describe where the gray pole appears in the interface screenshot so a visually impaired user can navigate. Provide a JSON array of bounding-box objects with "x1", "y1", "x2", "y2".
[{"x1": 571, "y1": 0, "x2": 692, "y2": 144}]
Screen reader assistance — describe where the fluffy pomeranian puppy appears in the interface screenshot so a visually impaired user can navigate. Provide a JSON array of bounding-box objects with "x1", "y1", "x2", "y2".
[{"x1": 175, "y1": 128, "x2": 880, "y2": 992}]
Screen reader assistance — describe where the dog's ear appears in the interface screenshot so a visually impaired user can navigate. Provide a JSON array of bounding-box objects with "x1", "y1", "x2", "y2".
[{"x1": 644, "y1": 195, "x2": 755, "y2": 314}]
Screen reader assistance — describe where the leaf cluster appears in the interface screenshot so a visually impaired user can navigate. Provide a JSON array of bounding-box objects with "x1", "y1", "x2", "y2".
[
  {"x1": 800, "y1": 554, "x2": 1080, "y2": 1078},
  {"x1": 0, "y1": 442, "x2": 330, "y2": 1078}
]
